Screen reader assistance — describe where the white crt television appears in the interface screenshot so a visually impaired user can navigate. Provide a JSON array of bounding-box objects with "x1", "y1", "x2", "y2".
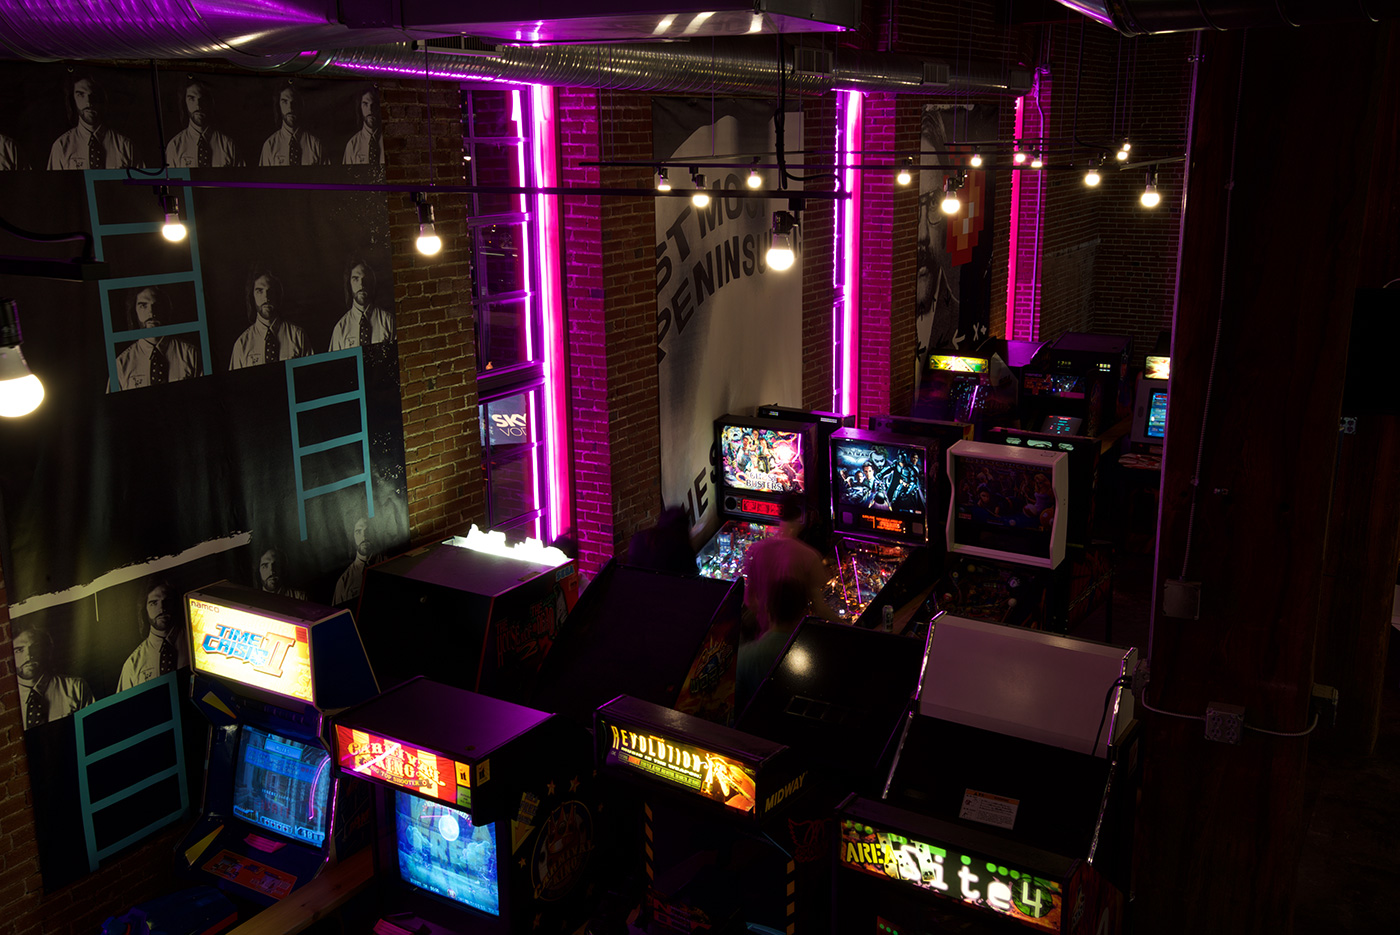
[{"x1": 946, "y1": 439, "x2": 1069, "y2": 569}]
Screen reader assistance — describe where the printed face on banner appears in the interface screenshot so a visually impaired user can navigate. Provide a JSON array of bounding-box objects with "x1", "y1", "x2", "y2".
[{"x1": 653, "y1": 99, "x2": 804, "y2": 539}]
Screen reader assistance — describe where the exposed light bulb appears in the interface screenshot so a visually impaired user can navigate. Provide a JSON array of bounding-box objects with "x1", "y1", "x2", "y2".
[
  {"x1": 656, "y1": 168, "x2": 671, "y2": 192},
  {"x1": 161, "y1": 214, "x2": 187, "y2": 242},
  {"x1": 691, "y1": 171, "x2": 710, "y2": 207},
  {"x1": 767, "y1": 235, "x2": 795, "y2": 271},
  {"x1": 1115, "y1": 148, "x2": 1129, "y2": 161},
  {"x1": 895, "y1": 158, "x2": 913, "y2": 186},
  {"x1": 940, "y1": 192, "x2": 961, "y2": 214},
  {"x1": 969, "y1": 150, "x2": 983, "y2": 168},
  {"x1": 1084, "y1": 168, "x2": 1102, "y2": 187},
  {"x1": 1013, "y1": 150, "x2": 1027, "y2": 165},
  {"x1": 1140, "y1": 187, "x2": 1161, "y2": 208},
  {"x1": 0, "y1": 341, "x2": 43, "y2": 419},
  {"x1": 416, "y1": 225, "x2": 442, "y2": 255},
  {"x1": 1030, "y1": 153, "x2": 1044, "y2": 169},
  {"x1": 747, "y1": 167, "x2": 762, "y2": 189}
]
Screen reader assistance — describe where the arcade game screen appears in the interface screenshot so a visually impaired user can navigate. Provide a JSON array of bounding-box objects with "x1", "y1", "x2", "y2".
[
  {"x1": 1041, "y1": 415, "x2": 1083, "y2": 436},
  {"x1": 394, "y1": 791, "x2": 500, "y2": 917},
  {"x1": 1146, "y1": 390, "x2": 1168, "y2": 439},
  {"x1": 832, "y1": 440, "x2": 927, "y2": 520},
  {"x1": 232, "y1": 725, "x2": 332, "y2": 847},
  {"x1": 719, "y1": 425, "x2": 806, "y2": 495},
  {"x1": 951, "y1": 455, "x2": 1056, "y2": 559},
  {"x1": 1145, "y1": 355, "x2": 1171, "y2": 380}
]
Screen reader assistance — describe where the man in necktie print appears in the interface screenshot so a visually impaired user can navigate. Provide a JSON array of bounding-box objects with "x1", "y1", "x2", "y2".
[
  {"x1": 112, "y1": 285, "x2": 202, "y2": 390},
  {"x1": 329, "y1": 258, "x2": 395, "y2": 351},
  {"x1": 343, "y1": 86, "x2": 385, "y2": 166},
  {"x1": 118, "y1": 577, "x2": 190, "y2": 692},
  {"x1": 260, "y1": 85, "x2": 326, "y2": 167},
  {"x1": 166, "y1": 78, "x2": 244, "y2": 169},
  {"x1": 228, "y1": 266, "x2": 313, "y2": 369},
  {"x1": 14, "y1": 621, "x2": 94, "y2": 730},
  {"x1": 47, "y1": 71, "x2": 141, "y2": 170}
]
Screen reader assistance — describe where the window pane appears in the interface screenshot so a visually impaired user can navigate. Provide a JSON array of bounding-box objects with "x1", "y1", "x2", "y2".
[
  {"x1": 478, "y1": 299, "x2": 531, "y2": 371},
  {"x1": 476, "y1": 223, "x2": 528, "y2": 296},
  {"x1": 469, "y1": 91, "x2": 523, "y2": 140},
  {"x1": 473, "y1": 143, "x2": 527, "y2": 217}
]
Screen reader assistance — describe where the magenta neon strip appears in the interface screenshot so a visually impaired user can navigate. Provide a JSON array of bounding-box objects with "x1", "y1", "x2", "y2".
[
  {"x1": 840, "y1": 90, "x2": 862, "y2": 418},
  {"x1": 531, "y1": 85, "x2": 568, "y2": 542},
  {"x1": 1005, "y1": 95, "x2": 1024, "y2": 339}
]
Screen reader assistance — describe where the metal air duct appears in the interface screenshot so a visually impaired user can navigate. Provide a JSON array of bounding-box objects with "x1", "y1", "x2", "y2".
[{"x1": 1053, "y1": 0, "x2": 1400, "y2": 36}]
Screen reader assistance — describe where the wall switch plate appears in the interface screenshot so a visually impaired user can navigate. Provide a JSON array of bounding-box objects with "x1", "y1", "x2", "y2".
[{"x1": 1205, "y1": 702, "x2": 1245, "y2": 744}]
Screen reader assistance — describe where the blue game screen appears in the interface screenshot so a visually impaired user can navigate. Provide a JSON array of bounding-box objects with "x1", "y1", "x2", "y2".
[
  {"x1": 395, "y1": 791, "x2": 500, "y2": 917},
  {"x1": 1146, "y1": 390, "x2": 1168, "y2": 439},
  {"x1": 232, "y1": 725, "x2": 332, "y2": 847}
]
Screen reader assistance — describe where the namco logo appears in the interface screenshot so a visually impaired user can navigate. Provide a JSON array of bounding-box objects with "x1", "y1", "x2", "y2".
[{"x1": 490, "y1": 413, "x2": 529, "y2": 438}]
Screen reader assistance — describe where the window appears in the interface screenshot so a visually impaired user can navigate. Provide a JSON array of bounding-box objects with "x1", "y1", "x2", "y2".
[{"x1": 463, "y1": 88, "x2": 565, "y2": 541}]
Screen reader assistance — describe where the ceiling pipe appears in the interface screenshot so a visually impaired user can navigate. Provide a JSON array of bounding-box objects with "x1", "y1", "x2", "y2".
[
  {"x1": 252, "y1": 41, "x2": 1032, "y2": 96},
  {"x1": 1053, "y1": 0, "x2": 1399, "y2": 36}
]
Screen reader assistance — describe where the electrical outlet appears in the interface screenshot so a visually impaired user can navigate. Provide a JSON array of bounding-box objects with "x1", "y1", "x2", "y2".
[{"x1": 1205, "y1": 702, "x2": 1245, "y2": 744}]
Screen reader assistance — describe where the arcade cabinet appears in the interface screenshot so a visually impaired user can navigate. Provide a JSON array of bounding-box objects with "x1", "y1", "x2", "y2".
[
  {"x1": 695, "y1": 414, "x2": 819, "y2": 581},
  {"x1": 1019, "y1": 332, "x2": 1132, "y2": 440},
  {"x1": 938, "y1": 440, "x2": 1073, "y2": 631},
  {"x1": 355, "y1": 527, "x2": 579, "y2": 702},
  {"x1": 1130, "y1": 377, "x2": 1169, "y2": 454},
  {"x1": 756, "y1": 404, "x2": 856, "y2": 545},
  {"x1": 912, "y1": 341, "x2": 1020, "y2": 438},
  {"x1": 530, "y1": 561, "x2": 744, "y2": 728},
  {"x1": 595, "y1": 695, "x2": 814, "y2": 935},
  {"x1": 985, "y1": 428, "x2": 1101, "y2": 549},
  {"x1": 180, "y1": 582, "x2": 379, "y2": 909},
  {"x1": 835, "y1": 615, "x2": 1139, "y2": 935},
  {"x1": 332, "y1": 678, "x2": 597, "y2": 935},
  {"x1": 825, "y1": 427, "x2": 942, "y2": 628}
]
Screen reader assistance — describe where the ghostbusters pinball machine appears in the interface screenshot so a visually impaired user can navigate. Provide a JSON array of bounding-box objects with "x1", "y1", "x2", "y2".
[
  {"x1": 178, "y1": 582, "x2": 379, "y2": 913},
  {"x1": 332, "y1": 678, "x2": 597, "y2": 935},
  {"x1": 593, "y1": 695, "x2": 815, "y2": 935},
  {"x1": 823, "y1": 427, "x2": 942, "y2": 631},
  {"x1": 694, "y1": 414, "x2": 819, "y2": 581}
]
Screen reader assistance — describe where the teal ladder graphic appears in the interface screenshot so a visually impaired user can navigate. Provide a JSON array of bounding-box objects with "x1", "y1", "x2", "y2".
[
  {"x1": 73, "y1": 673, "x2": 188, "y2": 872},
  {"x1": 286, "y1": 348, "x2": 375, "y2": 541},
  {"x1": 84, "y1": 169, "x2": 212, "y2": 391}
]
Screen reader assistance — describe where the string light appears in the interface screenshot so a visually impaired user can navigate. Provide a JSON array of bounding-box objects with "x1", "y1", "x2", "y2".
[
  {"x1": 895, "y1": 156, "x2": 913, "y2": 186},
  {"x1": 1116, "y1": 139, "x2": 1131, "y2": 162},
  {"x1": 1013, "y1": 142, "x2": 1027, "y2": 165},
  {"x1": 690, "y1": 169, "x2": 710, "y2": 207},
  {"x1": 1030, "y1": 152, "x2": 1044, "y2": 169},
  {"x1": 159, "y1": 188, "x2": 186, "y2": 242},
  {"x1": 414, "y1": 194, "x2": 442, "y2": 255},
  {"x1": 766, "y1": 211, "x2": 798, "y2": 271},
  {"x1": 747, "y1": 165, "x2": 762, "y2": 189},
  {"x1": 969, "y1": 148, "x2": 983, "y2": 168},
  {"x1": 940, "y1": 174, "x2": 963, "y2": 215},
  {"x1": 1140, "y1": 168, "x2": 1161, "y2": 208},
  {"x1": 656, "y1": 167, "x2": 671, "y2": 192}
]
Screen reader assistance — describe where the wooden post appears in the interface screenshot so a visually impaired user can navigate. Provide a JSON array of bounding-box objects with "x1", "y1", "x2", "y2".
[{"x1": 1137, "y1": 22, "x2": 1395, "y2": 935}]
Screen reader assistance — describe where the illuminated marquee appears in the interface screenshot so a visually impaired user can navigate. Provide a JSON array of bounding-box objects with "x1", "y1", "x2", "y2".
[
  {"x1": 929, "y1": 355, "x2": 989, "y2": 374},
  {"x1": 740, "y1": 498, "x2": 781, "y2": 518},
  {"x1": 602, "y1": 721, "x2": 757, "y2": 814},
  {"x1": 189, "y1": 598, "x2": 313, "y2": 702},
  {"x1": 334, "y1": 725, "x2": 472, "y2": 808},
  {"x1": 839, "y1": 820, "x2": 1061, "y2": 933}
]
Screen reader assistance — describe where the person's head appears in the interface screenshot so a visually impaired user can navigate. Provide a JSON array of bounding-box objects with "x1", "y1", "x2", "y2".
[
  {"x1": 358, "y1": 87, "x2": 380, "y2": 131},
  {"x1": 776, "y1": 493, "x2": 805, "y2": 537},
  {"x1": 352, "y1": 515, "x2": 372, "y2": 559},
  {"x1": 916, "y1": 104, "x2": 958, "y2": 353},
  {"x1": 344, "y1": 259, "x2": 375, "y2": 310},
  {"x1": 258, "y1": 548, "x2": 286, "y2": 592},
  {"x1": 68, "y1": 72, "x2": 105, "y2": 129},
  {"x1": 767, "y1": 577, "x2": 808, "y2": 631},
  {"x1": 12, "y1": 622, "x2": 54, "y2": 683},
  {"x1": 142, "y1": 577, "x2": 179, "y2": 637},
  {"x1": 183, "y1": 79, "x2": 213, "y2": 129},
  {"x1": 127, "y1": 285, "x2": 168, "y2": 331},
  {"x1": 276, "y1": 85, "x2": 301, "y2": 131},
  {"x1": 245, "y1": 267, "x2": 282, "y2": 324}
]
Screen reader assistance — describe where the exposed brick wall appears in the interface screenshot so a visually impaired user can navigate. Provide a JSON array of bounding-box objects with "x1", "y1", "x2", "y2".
[
  {"x1": 383, "y1": 80, "x2": 487, "y2": 542},
  {"x1": 800, "y1": 94, "x2": 837, "y2": 412}
]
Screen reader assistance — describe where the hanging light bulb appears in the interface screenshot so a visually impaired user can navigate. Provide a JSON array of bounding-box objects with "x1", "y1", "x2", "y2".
[
  {"x1": 159, "y1": 188, "x2": 186, "y2": 242},
  {"x1": 1116, "y1": 139, "x2": 1131, "y2": 162},
  {"x1": 766, "y1": 211, "x2": 798, "y2": 271},
  {"x1": 1084, "y1": 166, "x2": 1102, "y2": 187},
  {"x1": 1140, "y1": 169, "x2": 1161, "y2": 208},
  {"x1": 940, "y1": 174, "x2": 962, "y2": 215},
  {"x1": 656, "y1": 167, "x2": 671, "y2": 192},
  {"x1": 969, "y1": 149, "x2": 983, "y2": 168},
  {"x1": 0, "y1": 299, "x2": 44, "y2": 418},
  {"x1": 747, "y1": 165, "x2": 763, "y2": 189},
  {"x1": 895, "y1": 157, "x2": 913, "y2": 186},
  {"x1": 1013, "y1": 142, "x2": 1027, "y2": 166},
  {"x1": 690, "y1": 170, "x2": 710, "y2": 207},
  {"x1": 415, "y1": 195, "x2": 442, "y2": 256},
  {"x1": 1030, "y1": 152, "x2": 1044, "y2": 169}
]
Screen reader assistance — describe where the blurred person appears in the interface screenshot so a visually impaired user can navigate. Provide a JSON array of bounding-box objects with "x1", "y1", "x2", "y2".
[
  {"x1": 741, "y1": 493, "x2": 839, "y2": 634},
  {"x1": 735, "y1": 577, "x2": 807, "y2": 714}
]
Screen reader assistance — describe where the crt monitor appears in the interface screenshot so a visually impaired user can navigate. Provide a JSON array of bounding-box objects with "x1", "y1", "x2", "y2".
[
  {"x1": 947, "y1": 440, "x2": 1069, "y2": 569},
  {"x1": 1131, "y1": 377, "x2": 1169, "y2": 447},
  {"x1": 393, "y1": 790, "x2": 501, "y2": 918},
  {"x1": 232, "y1": 724, "x2": 333, "y2": 848},
  {"x1": 829, "y1": 428, "x2": 932, "y2": 545}
]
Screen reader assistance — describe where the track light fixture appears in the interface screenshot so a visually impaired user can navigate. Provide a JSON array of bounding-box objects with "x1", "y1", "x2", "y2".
[
  {"x1": 895, "y1": 157, "x2": 913, "y2": 187},
  {"x1": 690, "y1": 169, "x2": 710, "y2": 207},
  {"x1": 159, "y1": 187, "x2": 186, "y2": 243},
  {"x1": 656, "y1": 167, "x2": 671, "y2": 192},
  {"x1": 940, "y1": 173, "x2": 964, "y2": 215},
  {"x1": 766, "y1": 208, "x2": 799, "y2": 271},
  {"x1": 1030, "y1": 152, "x2": 1044, "y2": 170},
  {"x1": 1140, "y1": 168, "x2": 1161, "y2": 208},
  {"x1": 0, "y1": 298, "x2": 43, "y2": 418},
  {"x1": 414, "y1": 193, "x2": 442, "y2": 256}
]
